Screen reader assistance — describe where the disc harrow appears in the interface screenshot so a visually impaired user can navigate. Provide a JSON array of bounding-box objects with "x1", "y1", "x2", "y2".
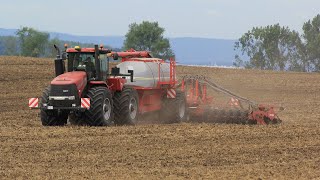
[{"x1": 180, "y1": 75, "x2": 282, "y2": 125}]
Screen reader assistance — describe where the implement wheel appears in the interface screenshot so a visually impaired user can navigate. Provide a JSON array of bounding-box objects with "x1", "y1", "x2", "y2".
[
  {"x1": 113, "y1": 86, "x2": 139, "y2": 125},
  {"x1": 160, "y1": 91, "x2": 187, "y2": 123}
]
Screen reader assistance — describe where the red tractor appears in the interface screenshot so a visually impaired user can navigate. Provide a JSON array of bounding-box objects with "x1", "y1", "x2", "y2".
[{"x1": 29, "y1": 45, "x2": 186, "y2": 126}]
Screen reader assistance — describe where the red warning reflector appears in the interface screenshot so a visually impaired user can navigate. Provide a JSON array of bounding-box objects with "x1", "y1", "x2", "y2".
[
  {"x1": 81, "y1": 98, "x2": 90, "y2": 109},
  {"x1": 29, "y1": 98, "x2": 39, "y2": 108},
  {"x1": 167, "y1": 89, "x2": 176, "y2": 99}
]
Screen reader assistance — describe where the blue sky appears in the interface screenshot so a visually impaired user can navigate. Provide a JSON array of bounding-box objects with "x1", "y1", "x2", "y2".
[{"x1": 1, "y1": 0, "x2": 319, "y2": 39}]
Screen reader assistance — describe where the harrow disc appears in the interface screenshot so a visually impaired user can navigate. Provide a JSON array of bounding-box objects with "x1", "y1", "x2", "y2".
[
  {"x1": 201, "y1": 108, "x2": 282, "y2": 125},
  {"x1": 190, "y1": 108, "x2": 252, "y2": 124}
]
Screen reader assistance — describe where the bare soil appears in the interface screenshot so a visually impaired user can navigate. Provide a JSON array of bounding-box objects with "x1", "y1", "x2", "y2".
[{"x1": 0, "y1": 56, "x2": 319, "y2": 179}]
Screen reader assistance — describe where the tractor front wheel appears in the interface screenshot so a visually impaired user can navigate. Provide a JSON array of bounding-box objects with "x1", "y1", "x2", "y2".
[
  {"x1": 40, "y1": 86, "x2": 68, "y2": 126},
  {"x1": 81, "y1": 87, "x2": 113, "y2": 126}
]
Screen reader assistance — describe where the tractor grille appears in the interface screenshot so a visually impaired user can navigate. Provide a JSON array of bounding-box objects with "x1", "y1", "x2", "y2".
[{"x1": 49, "y1": 84, "x2": 80, "y2": 107}]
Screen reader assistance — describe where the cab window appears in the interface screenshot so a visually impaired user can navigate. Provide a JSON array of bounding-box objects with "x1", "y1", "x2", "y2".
[{"x1": 67, "y1": 53, "x2": 95, "y2": 72}]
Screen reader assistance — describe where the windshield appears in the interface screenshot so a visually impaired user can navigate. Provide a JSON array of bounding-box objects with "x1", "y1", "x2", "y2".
[
  {"x1": 67, "y1": 53, "x2": 95, "y2": 72},
  {"x1": 66, "y1": 52, "x2": 109, "y2": 80}
]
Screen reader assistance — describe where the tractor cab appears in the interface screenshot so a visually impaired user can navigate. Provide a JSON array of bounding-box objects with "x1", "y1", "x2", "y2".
[{"x1": 64, "y1": 45, "x2": 111, "y2": 81}]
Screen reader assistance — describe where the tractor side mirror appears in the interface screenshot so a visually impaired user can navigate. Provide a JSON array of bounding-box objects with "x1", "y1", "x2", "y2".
[{"x1": 128, "y1": 70, "x2": 134, "y2": 82}]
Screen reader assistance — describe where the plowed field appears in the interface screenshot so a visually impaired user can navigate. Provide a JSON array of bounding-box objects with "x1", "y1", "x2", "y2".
[{"x1": 0, "y1": 56, "x2": 319, "y2": 179}]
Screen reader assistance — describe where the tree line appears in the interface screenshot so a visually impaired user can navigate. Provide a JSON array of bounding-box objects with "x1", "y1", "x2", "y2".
[
  {"x1": 234, "y1": 14, "x2": 320, "y2": 72},
  {"x1": 0, "y1": 22, "x2": 174, "y2": 60},
  {"x1": 0, "y1": 27, "x2": 111, "y2": 58}
]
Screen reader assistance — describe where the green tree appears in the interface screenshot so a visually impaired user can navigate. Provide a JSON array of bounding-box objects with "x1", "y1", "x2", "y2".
[
  {"x1": 124, "y1": 21, "x2": 174, "y2": 60},
  {"x1": 235, "y1": 24, "x2": 301, "y2": 71},
  {"x1": 3, "y1": 36, "x2": 18, "y2": 56},
  {"x1": 47, "y1": 38, "x2": 61, "y2": 57},
  {"x1": 16, "y1": 27, "x2": 49, "y2": 57},
  {"x1": 302, "y1": 14, "x2": 320, "y2": 72}
]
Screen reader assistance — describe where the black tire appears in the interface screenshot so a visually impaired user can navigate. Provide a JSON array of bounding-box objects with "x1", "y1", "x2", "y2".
[
  {"x1": 206, "y1": 108, "x2": 219, "y2": 123},
  {"x1": 240, "y1": 110, "x2": 249, "y2": 124},
  {"x1": 78, "y1": 87, "x2": 113, "y2": 126},
  {"x1": 273, "y1": 118, "x2": 282, "y2": 124},
  {"x1": 219, "y1": 109, "x2": 226, "y2": 123},
  {"x1": 160, "y1": 91, "x2": 187, "y2": 124},
  {"x1": 40, "y1": 86, "x2": 68, "y2": 126},
  {"x1": 113, "y1": 87, "x2": 139, "y2": 125}
]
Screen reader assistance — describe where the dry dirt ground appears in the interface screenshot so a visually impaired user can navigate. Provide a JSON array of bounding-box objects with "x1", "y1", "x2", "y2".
[{"x1": 0, "y1": 56, "x2": 319, "y2": 179}]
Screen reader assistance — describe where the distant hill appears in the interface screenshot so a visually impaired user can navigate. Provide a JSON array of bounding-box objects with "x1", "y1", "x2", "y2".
[
  {"x1": 0, "y1": 28, "x2": 238, "y2": 66},
  {"x1": 49, "y1": 32, "x2": 125, "y2": 48},
  {"x1": 0, "y1": 28, "x2": 16, "y2": 36}
]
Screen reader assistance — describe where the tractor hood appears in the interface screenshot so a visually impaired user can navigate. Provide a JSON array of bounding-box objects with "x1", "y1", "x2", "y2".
[{"x1": 51, "y1": 71, "x2": 87, "y2": 91}]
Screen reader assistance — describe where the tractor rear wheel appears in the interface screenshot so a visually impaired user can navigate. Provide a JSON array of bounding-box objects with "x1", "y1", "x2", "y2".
[
  {"x1": 160, "y1": 91, "x2": 187, "y2": 123},
  {"x1": 40, "y1": 86, "x2": 68, "y2": 126},
  {"x1": 113, "y1": 86, "x2": 139, "y2": 125},
  {"x1": 79, "y1": 87, "x2": 113, "y2": 126}
]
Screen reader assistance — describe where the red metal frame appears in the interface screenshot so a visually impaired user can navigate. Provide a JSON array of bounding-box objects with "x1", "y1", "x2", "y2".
[
  {"x1": 181, "y1": 76, "x2": 280, "y2": 125},
  {"x1": 137, "y1": 89, "x2": 163, "y2": 113},
  {"x1": 112, "y1": 48, "x2": 152, "y2": 62},
  {"x1": 89, "y1": 78, "x2": 127, "y2": 92},
  {"x1": 157, "y1": 58, "x2": 176, "y2": 88},
  {"x1": 248, "y1": 105, "x2": 278, "y2": 125},
  {"x1": 182, "y1": 77, "x2": 213, "y2": 107}
]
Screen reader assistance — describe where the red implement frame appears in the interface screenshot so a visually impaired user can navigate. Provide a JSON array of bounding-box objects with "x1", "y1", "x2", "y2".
[{"x1": 180, "y1": 76, "x2": 281, "y2": 125}]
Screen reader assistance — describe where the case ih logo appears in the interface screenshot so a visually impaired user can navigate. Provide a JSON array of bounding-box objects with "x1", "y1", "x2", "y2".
[
  {"x1": 81, "y1": 98, "x2": 90, "y2": 109},
  {"x1": 29, "y1": 98, "x2": 39, "y2": 108},
  {"x1": 167, "y1": 89, "x2": 176, "y2": 99}
]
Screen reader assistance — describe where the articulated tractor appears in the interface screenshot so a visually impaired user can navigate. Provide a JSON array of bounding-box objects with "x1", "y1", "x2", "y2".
[{"x1": 29, "y1": 45, "x2": 185, "y2": 126}]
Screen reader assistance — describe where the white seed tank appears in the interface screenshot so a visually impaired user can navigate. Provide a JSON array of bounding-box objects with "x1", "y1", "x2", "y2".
[{"x1": 117, "y1": 58, "x2": 171, "y2": 88}]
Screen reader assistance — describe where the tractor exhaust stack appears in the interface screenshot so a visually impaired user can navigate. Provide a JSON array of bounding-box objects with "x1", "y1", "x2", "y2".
[{"x1": 53, "y1": 44, "x2": 65, "y2": 77}]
